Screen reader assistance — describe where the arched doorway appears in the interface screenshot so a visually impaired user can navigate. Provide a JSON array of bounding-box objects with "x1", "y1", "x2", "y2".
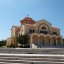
[
  {"x1": 52, "y1": 36, "x2": 57, "y2": 46},
  {"x1": 57, "y1": 36, "x2": 62, "y2": 46},
  {"x1": 46, "y1": 35, "x2": 52, "y2": 46},
  {"x1": 31, "y1": 34, "x2": 38, "y2": 45},
  {"x1": 39, "y1": 34, "x2": 45, "y2": 47}
]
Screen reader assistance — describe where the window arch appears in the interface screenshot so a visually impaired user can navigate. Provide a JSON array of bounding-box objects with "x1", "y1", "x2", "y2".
[{"x1": 38, "y1": 23, "x2": 50, "y2": 34}]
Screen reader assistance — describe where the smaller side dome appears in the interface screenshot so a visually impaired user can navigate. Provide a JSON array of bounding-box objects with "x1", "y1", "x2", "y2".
[{"x1": 20, "y1": 17, "x2": 36, "y2": 25}]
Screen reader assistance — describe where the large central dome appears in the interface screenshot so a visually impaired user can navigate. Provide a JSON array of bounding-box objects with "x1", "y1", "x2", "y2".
[{"x1": 20, "y1": 17, "x2": 36, "y2": 24}]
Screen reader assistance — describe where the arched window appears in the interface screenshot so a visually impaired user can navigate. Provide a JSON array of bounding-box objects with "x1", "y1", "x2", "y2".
[
  {"x1": 39, "y1": 24, "x2": 49, "y2": 34},
  {"x1": 29, "y1": 29, "x2": 35, "y2": 33},
  {"x1": 42, "y1": 26, "x2": 46, "y2": 30},
  {"x1": 52, "y1": 31, "x2": 57, "y2": 35},
  {"x1": 38, "y1": 23, "x2": 50, "y2": 34}
]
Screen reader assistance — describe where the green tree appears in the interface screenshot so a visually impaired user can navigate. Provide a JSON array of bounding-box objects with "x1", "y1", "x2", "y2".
[
  {"x1": 0, "y1": 40, "x2": 6, "y2": 47},
  {"x1": 7, "y1": 44, "x2": 16, "y2": 48},
  {"x1": 17, "y1": 34, "x2": 30, "y2": 48}
]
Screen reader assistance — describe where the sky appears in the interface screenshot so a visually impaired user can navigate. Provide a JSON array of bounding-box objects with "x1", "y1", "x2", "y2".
[{"x1": 0, "y1": 0, "x2": 64, "y2": 40}]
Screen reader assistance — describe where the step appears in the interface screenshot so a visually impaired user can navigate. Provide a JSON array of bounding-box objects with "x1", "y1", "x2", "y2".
[
  {"x1": 0, "y1": 57, "x2": 64, "y2": 62},
  {"x1": 0, "y1": 48, "x2": 64, "y2": 54},
  {"x1": 0, "y1": 59, "x2": 64, "y2": 62},
  {"x1": 0, "y1": 62, "x2": 28, "y2": 64},
  {"x1": 0, "y1": 55, "x2": 64, "y2": 63},
  {"x1": 0, "y1": 61, "x2": 64, "y2": 64},
  {"x1": 0, "y1": 54, "x2": 64, "y2": 59}
]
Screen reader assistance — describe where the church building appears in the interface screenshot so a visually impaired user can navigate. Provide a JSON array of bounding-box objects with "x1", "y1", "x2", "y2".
[{"x1": 6, "y1": 17, "x2": 63, "y2": 48}]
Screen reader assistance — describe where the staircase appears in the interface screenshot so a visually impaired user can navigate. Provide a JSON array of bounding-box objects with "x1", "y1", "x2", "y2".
[{"x1": 0, "y1": 48, "x2": 64, "y2": 64}]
